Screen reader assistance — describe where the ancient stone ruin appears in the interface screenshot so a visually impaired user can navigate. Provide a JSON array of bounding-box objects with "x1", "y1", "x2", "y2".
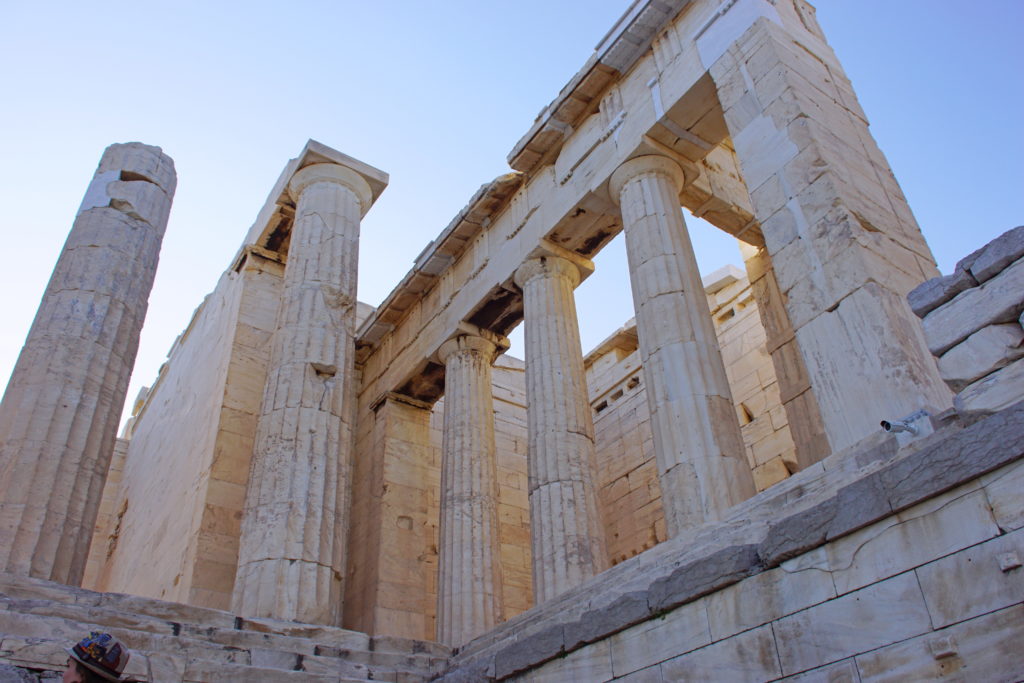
[{"x1": 1, "y1": 1, "x2": 1021, "y2": 681}]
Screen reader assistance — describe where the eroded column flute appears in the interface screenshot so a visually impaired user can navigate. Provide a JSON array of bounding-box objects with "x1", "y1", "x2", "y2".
[
  {"x1": 436, "y1": 334, "x2": 504, "y2": 646},
  {"x1": 0, "y1": 142, "x2": 176, "y2": 584},
  {"x1": 514, "y1": 256, "x2": 607, "y2": 604},
  {"x1": 611, "y1": 155, "x2": 755, "y2": 536},
  {"x1": 233, "y1": 163, "x2": 372, "y2": 625}
]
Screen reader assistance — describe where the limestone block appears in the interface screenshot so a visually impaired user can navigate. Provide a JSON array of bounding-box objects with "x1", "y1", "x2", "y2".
[
  {"x1": 915, "y1": 529, "x2": 1024, "y2": 628},
  {"x1": 854, "y1": 604, "x2": 1024, "y2": 683},
  {"x1": 773, "y1": 572, "x2": 932, "y2": 675},
  {"x1": 982, "y1": 459, "x2": 1024, "y2": 531},
  {"x1": 780, "y1": 659, "x2": 860, "y2": 683},
  {"x1": 923, "y1": 256, "x2": 1024, "y2": 356},
  {"x1": 937, "y1": 323, "x2": 1024, "y2": 391},
  {"x1": 954, "y1": 357, "x2": 1024, "y2": 419},
  {"x1": 607, "y1": 600, "x2": 709, "y2": 678},
  {"x1": 611, "y1": 667, "x2": 663, "y2": 682},
  {"x1": 514, "y1": 639, "x2": 613, "y2": 682},
  {"x1": 968, "y1": 224, "x2": 1024, "y2": 284},
  {"x1": 492, "y1": 624, "x2": 564, "y2": 679},
  {"x1": 751, "y1": 457, "x2": 790, "y2": 491},
  {"x1": 705, "y1": 564, "x2": 835, "y2": 641},
  {"x1": 658, "y1": 625, "x2": 782, "y2": 682},
  {"x1": 796, "y1": 486, "x2": 999, "y2": 595},
  {"x1": 906, "y1": 268, "x2": 977, "y2": 319}
]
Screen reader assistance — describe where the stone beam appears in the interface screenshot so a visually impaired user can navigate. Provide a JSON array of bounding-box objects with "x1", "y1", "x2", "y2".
[{"x1": 355, "y1": 2, "x2": 760, "y2": 414}]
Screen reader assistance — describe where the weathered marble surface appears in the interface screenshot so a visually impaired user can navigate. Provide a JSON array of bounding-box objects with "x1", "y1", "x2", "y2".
[
  {"x1": 514, "y1": 256, "x2": 608, "y2": 604},
  {"x1": 436, "y1": 335, "x2": 504, "y2": 646},
  {"x1": 233, "y1": 162, "x2": 381, "y2": 625}
]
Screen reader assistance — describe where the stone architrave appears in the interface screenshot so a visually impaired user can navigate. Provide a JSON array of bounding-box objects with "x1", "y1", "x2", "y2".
[
  {"x1": 0, "y1": 142, "x2": 176, "y2": 585},
  {"x1": 514, "y1": 256, "x2": 608, "y2": 604},
  {"x1": 610, "y1": 155, "x2": 755, "y2": 536},
  {"x1": 232, "y1": 162, "x2": 377, "y2": 625},
  {"x1": 436, "y1": 334, "x2": 505, "y2": 646}
]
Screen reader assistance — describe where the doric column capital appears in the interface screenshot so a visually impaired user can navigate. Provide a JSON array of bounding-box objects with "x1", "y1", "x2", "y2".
[
  {"x1": 288, "y1": 163, "x2": 374, "y2": 216},
  {"x1": 609, "y1": 155, "x2": 690, "y2": 205},
  {"x1": 513, "y1": 255, "x2": 581, "y2": 290},
  {"x1": 438, "y1": 334, "x2": 499, "y2": 365}
]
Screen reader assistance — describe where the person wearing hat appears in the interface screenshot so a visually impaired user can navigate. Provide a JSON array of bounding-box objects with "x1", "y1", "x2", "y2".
[{"x1": 64, "y1": 632, "x2": 130, "y2": 682}]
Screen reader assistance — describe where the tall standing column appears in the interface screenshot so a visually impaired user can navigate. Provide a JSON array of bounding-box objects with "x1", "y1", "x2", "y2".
[
  {"x1": 232, "y1": 162, "x2": 378, "y2": 625},
  {"x1": 514, "y1": 256, "x2": 607, "y2": 604},
  {"x1": 436, "y1": 335, "x2": 504, "y2": 646},
  {"x1": 0, "y1": 142, "x2": 176, "y2": 584},
  {"x1": 610, "y1": 155, "x2": 755, "y2": 536}
]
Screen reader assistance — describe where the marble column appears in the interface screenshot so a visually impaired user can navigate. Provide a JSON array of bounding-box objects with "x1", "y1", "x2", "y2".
[
  {"x1": 514, "y1": 256, "x2": 607, "y2": 603},
  {"x1": 232, "y1": 162, "x2": 373, "y2": 625},
  {"x1": 0, "y1": 142, "x2": 175, "y2": 584},
  {"x1": 610, "y1": 155, "x2": 755, "y2": 537},
  {"x1": 436, "y1": 334, "x2": 504, "y2": 646}
]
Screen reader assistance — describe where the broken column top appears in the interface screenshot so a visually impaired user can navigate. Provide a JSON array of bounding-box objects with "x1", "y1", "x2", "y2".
[{"x1": 96, "y1": 142, "x2": 177, "y2": 196}]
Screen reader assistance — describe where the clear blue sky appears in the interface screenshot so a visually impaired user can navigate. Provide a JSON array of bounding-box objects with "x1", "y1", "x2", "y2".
[{"x1": 1, "y1": 1, "x2": 1021, "y2": 426}]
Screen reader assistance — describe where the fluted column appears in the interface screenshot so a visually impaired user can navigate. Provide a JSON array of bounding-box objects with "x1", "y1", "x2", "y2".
[
  {"x1": 0, "y1": 142, "x2": 175, "y2": 585},
  {"x1": 611, "y1": 155, "x2": 755, "y2": 536},
  {"x1": 233, "y1": 163, "x2": 374, "y2": 625},
  {"x1": 514, "y1": 256, "x2": 607, "y2": 603},
  {"x1": 436, "y1": 334, "x2": 504, "y2": 646}
]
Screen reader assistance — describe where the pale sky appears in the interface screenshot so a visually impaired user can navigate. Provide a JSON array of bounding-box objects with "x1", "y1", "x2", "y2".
[{"x1": 1, "y1": 1, "x2": 1021, "y2": 428}]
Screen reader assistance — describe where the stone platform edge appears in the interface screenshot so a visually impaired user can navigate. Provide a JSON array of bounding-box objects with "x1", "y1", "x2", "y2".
[{"x1": 437, "y1": 400, "x2": 1024, "y2": 681}]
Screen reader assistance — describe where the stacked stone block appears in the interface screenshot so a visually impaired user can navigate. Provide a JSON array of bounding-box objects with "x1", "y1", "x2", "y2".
[{"x1": 909, "y1": 226, "x2": 1024, "y2": 420}]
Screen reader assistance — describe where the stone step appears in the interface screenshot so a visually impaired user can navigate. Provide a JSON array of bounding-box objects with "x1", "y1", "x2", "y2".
[{"x1": 0, "y1": 572, "x2": 449, "y2": 682}]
